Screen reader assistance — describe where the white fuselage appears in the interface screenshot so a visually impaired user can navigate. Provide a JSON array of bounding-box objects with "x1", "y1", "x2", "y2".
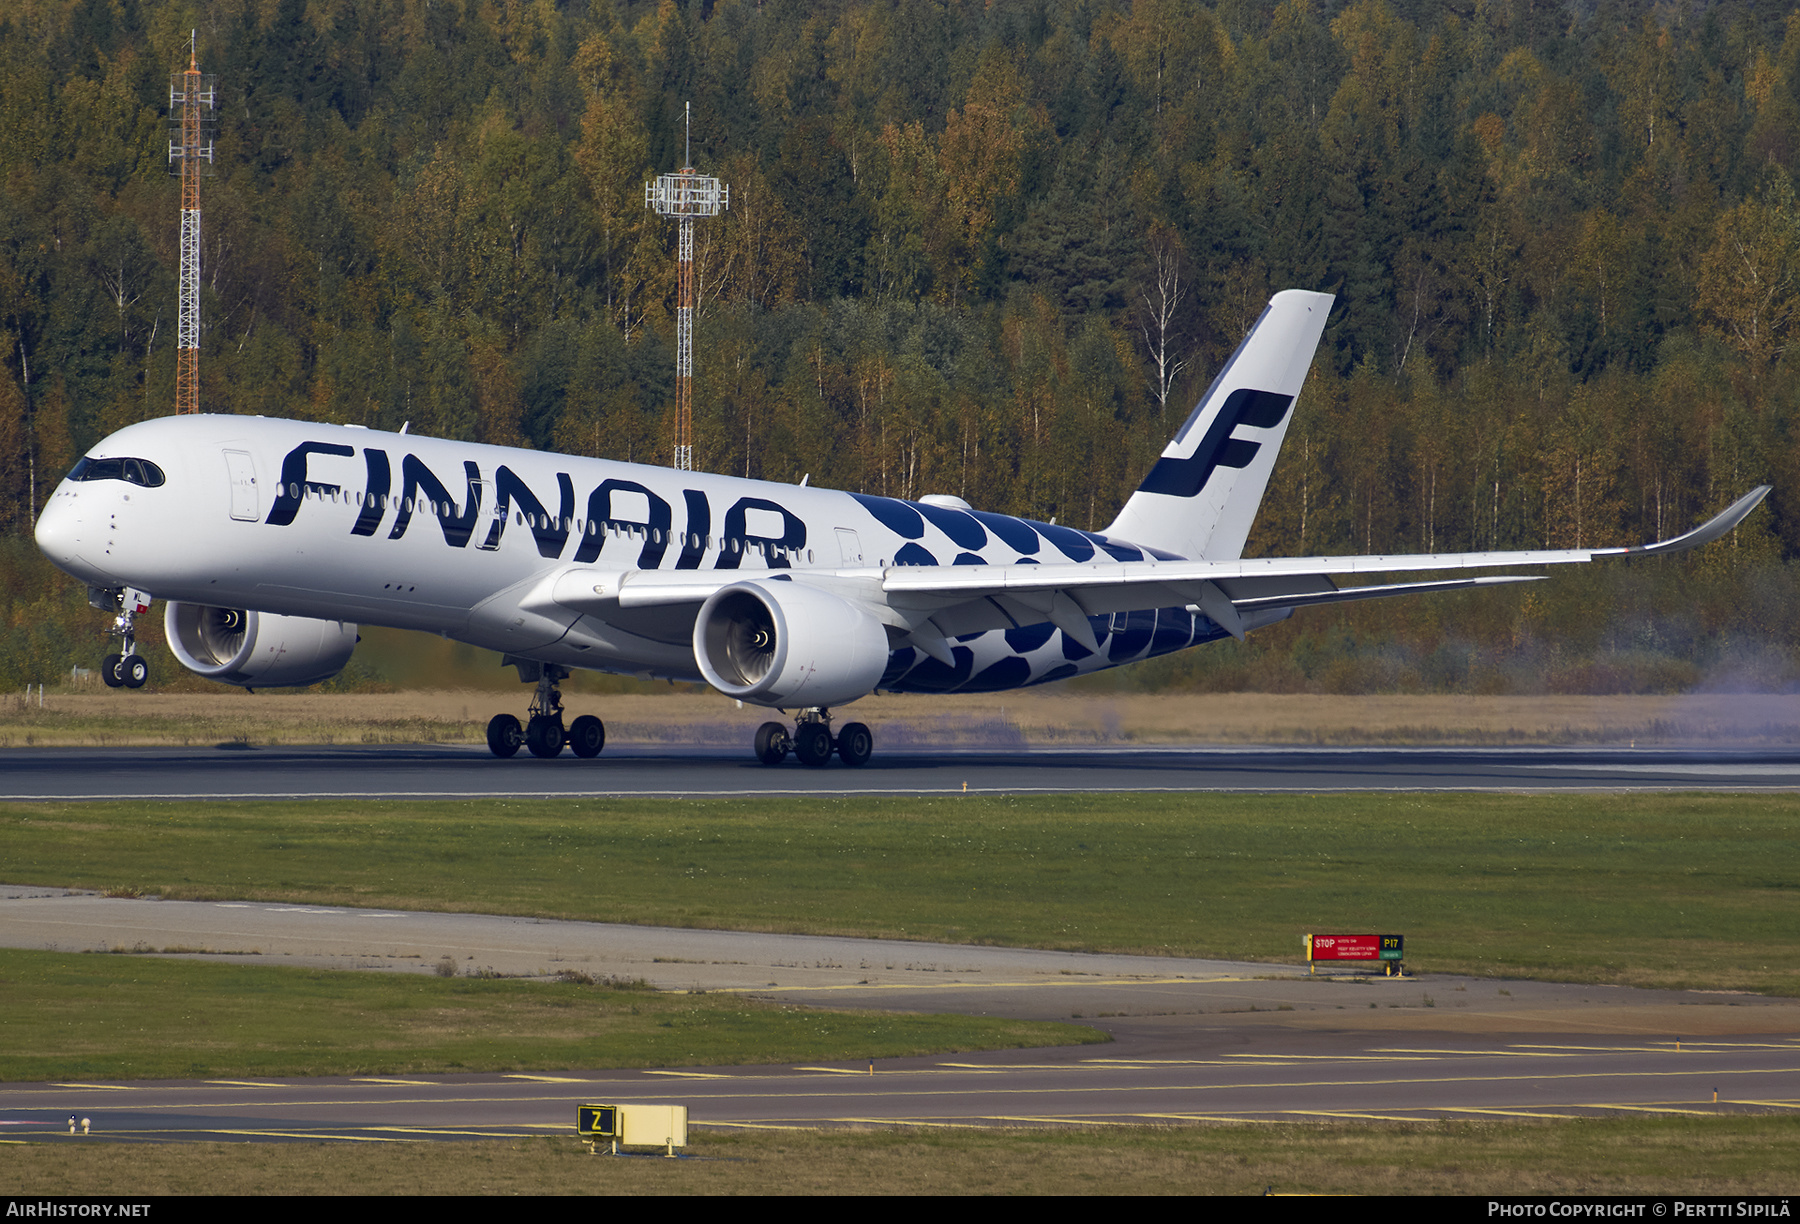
[{"x1": 34, "y1": 415, "x2": 1218, "y2": 697}]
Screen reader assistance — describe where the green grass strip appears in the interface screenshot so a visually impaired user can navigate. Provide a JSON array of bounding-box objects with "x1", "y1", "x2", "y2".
[
  {"x1": 0, "y1": 948, "x2": 1100, "y2": 1081},
  {"x1": 4, "y1": 792, "x2": 1797, "y2": 994}
]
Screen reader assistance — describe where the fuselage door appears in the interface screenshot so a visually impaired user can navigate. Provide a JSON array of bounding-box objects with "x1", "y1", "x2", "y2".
[
  {"x1": 475, "y1": 482, "x2": 504, "y2": 550},
  {"x1": 224, "y1": 450, "x2": 258, "y2": 522},
  {"x1": 836, "y1": 527, "x2": 864, "y2": 566}
]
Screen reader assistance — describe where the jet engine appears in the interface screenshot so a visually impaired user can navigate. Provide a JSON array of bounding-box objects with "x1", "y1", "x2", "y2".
[
  {"x1": 164, "y1": 602, "x2": 358, "y2": 688},
  {"x1": 693, "y1": 580, "x2": 889, "y2": 709}
]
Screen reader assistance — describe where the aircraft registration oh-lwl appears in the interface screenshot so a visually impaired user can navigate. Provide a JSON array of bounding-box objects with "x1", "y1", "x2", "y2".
[{"x1": 35, "y1": 290, "x2": 1770, "y2": 766}]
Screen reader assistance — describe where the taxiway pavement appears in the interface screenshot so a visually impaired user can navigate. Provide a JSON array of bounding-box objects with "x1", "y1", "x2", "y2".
[{"x1": 6, "y1": 1033, "x2": 1799, "y2": 1143}]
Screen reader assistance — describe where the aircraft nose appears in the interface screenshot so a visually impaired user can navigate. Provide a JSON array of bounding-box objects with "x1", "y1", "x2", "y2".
[{"x1": 34, "y1": 496, "x2": 83, "y2": 572}]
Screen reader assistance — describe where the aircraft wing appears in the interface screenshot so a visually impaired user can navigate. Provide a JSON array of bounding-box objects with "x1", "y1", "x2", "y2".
[{"x1": 535, "y1": 485, "x2": 1770, "y2": 655}]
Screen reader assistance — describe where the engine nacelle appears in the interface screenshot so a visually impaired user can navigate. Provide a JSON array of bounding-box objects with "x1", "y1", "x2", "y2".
[
  {"x1": 693, "y1": 580, "x2": 889, "y2": 709},
  {"x1": 164, "y1": 602, "x2": 358, "y2": 688}
]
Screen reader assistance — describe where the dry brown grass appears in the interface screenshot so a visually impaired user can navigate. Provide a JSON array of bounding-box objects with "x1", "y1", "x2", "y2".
[
  {"x1": 0, "y1": 687, "x2": 1795, "y2": 748},
  {"x1": 6, "y1": 1120, "x2": 1798, "y2": 1195}
]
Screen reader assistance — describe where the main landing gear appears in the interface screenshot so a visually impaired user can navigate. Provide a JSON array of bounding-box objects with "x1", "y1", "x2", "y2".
[
  {"x1": 755, "y1": 708, "x2": 872, "y2": 768},
  {"x1": 94, "y1": 587, "x2": 150, "y2": 689},
  {"x1": 486, "y1": 662, "x2": 605, "y2": 761}
]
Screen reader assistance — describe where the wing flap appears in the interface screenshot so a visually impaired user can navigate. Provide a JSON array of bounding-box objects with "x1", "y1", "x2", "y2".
[{"x1": 1230, "y1": 574, "x2": 1544, "y2": 613}]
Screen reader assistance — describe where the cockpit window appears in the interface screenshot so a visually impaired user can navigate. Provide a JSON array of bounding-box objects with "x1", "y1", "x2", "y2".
[
  {"x1": 123, "y1": 458, "x2": 164, "y2": 486},
  {"x1": 66, "y1": 456, "x2": 165, "y2": 488}
]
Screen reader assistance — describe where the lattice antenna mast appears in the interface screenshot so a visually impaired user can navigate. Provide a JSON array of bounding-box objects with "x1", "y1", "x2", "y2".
[
  {"x1": 645, "y1": 102, "x2": 727, "y2": 471},
  {"x1": 168, "y1": 32, "x2": 216, "y2": 416}
]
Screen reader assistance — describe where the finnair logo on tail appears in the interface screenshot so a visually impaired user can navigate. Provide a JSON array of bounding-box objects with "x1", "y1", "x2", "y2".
[{"x1": 1135, "y1": 389, "x2": 1293, "y2": 499}]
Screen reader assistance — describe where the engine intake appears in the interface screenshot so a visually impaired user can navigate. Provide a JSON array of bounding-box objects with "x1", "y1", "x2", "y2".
[
  {"x1": 164, "y1": 602, "x2": 358, "y2": 688},
  {"x1": 694, "y1": 580, "x2": 888, "y2": 708}
]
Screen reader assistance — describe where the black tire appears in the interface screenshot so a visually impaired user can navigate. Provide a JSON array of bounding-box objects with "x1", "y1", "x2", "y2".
[
  {"x1": 754, "y1": 721, "x2": 790, "y2": 765},
  {"x1": 486, "y1": 713, "x2": 523, "y2": 759},
  {"x1": 122, "y1": 655, "x2": 148, "y2": 688},
  {"x1": 526, "y1": 714, "x2": 565, "y2": 759},
  {"x1": 101, "y1": 653, "x2": 125, "y2": 688},
  {"x1": 837, "y1": 721, "x2": 873, "y2": 767},
  {"x1": 793, "y1": 722, "x2": 833, "y2": 767},
  {"x1": 569, "y1": 714, "x2": 606, "y2": 758}
]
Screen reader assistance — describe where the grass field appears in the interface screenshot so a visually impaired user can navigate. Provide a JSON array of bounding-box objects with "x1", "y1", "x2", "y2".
[
  {"x1": 3, "y1": 686, "x2": 1797, "y2": 747},
  {"x1": 0, "y1": 948, "x2": 1097, "y2": 1082},
  {"x1": 6, "y1": 1119, "x2": 1798, "y2": 1195},
  {"x1": 6, "y1": 789, "x2": 1797, "y2": 1196},
  {"x1": 5, "y1": 792, "x2": 1797, "y2": 995}
]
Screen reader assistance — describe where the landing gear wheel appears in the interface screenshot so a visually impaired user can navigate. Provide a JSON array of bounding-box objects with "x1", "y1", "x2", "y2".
[
  {"x1": 526, "y1": 714, "x2": 565, "y2": 759},
  {"x1": 754, "y1": 721, "x2": 791, "y2": 765},
  {"x1": 122, "y1": 655, "x2": 148, "y2": 689},
  {"x1": 837, "y1": 721, "x2": 873, "y2": 767},
  {"x1": 101, "y1": 653, "x2": 125, "y2": 688},
  {"x1": 568, "y1": 715, "x2": 606, "y2": 758},
  {"x1": 793, "y1": 722, "x2": 833, "y2": 767},
  {"x1": 486, "y1": 713, "x2": 523, "y2": 758}
]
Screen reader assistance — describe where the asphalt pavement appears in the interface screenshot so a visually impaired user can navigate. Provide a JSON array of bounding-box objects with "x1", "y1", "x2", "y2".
[{"x1": 3, "y1": 742, "x2": 1799, "y2": 799}]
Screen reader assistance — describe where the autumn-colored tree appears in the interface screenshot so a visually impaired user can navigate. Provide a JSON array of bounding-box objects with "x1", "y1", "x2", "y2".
[
  {"x1": 0, "y1": 0, "x2": 1797, "y2": 693},
  {"x1": 1697, "y1": 174, "x2": 1800, "y2": 388},
  {"x1": 574, "y1": 34, "x2": 655, "y2": 337}
]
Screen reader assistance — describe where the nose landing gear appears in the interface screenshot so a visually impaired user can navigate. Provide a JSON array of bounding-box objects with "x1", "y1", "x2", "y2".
[
  {"x1": 94, "y1": 587, "x2": 151, "y2": 689},
  {"x1": 754, "y1": 708, "x2": 873, "y2": 767},
  {"x1": 486, "y1": 661, "x2": 607, "y2": 761}
]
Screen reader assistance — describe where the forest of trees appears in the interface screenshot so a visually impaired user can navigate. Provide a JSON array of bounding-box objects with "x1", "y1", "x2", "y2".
[{"x1": 2, "y1": 0, "x2": 1798, "y2": 692}]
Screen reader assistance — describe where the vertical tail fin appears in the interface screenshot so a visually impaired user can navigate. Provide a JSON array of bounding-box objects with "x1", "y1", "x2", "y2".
[{"x1": 1106, "y1": 289, "x2": 1333, "y2": 560}]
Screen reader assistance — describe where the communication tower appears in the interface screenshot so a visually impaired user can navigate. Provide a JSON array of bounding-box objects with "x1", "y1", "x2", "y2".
[
  {"x1": 645, "y1": 104, "x2": 727, "y2": 471},
  {"x1": 168, "y1": 33, "x2": 215, "y2": 416}
]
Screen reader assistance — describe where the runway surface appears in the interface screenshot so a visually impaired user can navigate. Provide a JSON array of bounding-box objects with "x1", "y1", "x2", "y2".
[
  {"x1": 5, "y1": 888, "x2": 1799, "y2": 1142},
  {"x1": 3, "y1": 742, "x2": 1799, "y2": 799}
]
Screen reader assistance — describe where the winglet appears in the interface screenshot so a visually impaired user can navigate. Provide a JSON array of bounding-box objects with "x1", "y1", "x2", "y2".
[{"x1": 1609, "y1": 485, "x2": 1771, "y2": 558}]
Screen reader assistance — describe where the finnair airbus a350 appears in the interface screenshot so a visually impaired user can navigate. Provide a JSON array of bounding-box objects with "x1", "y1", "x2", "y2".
[{"x1": 34, "y1": 291, "x2": 1769, "y2": 766}]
